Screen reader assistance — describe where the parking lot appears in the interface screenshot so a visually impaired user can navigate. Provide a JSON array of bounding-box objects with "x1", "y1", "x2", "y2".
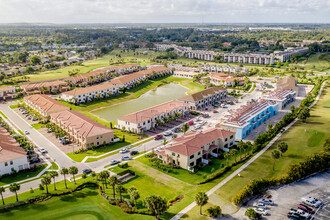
[{"x1": 232, "y1": 171, "x2": 330, "y2": 219}]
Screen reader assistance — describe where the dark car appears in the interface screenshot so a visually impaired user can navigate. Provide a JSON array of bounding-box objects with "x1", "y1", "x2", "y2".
[
  {"x1": 30, "y1": 158, "x2": 40, "y2": 164},
  {"x1": 173, "y1": 127, "x2": 180, "y2": 133},
  {"x1": 298, "y1": 204, "x2": 313, "y2": 213},
  {"x1": 83, "y1": 169, "x2": 92, "y2": 174},
  {"x1": 154, "y1": 134, "x2": 163, "y2": 140},
  {"x1": 287, "y1": 213, "x2": 301, "y2": 219},
  {"x1": 130, "y1": 150, "x2": 139, "y2": 156},
  {"x1": 213, "y1": 110, "x2": 218, "y2": 113}
]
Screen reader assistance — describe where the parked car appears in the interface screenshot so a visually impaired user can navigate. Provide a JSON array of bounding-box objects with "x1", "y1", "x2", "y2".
[
  {"x1": 22, "y1": 111, "x2": 28, "y2": 114},
  {"x1": 287, "y1": 212, "x2": 301, "y2": 219},
  {"x1": 0, "y1": 123, "x2": 6, "y2": 127},
  {"x1": 296, "y1": 209, "x2": 310, "y2": 219},
  {"x1": 83, "y1": 169, "x2": 92, "y2": 174},
  {"x1": 119, "y1": 148, "x2": 129, "y2": 154},
  {"x1": 30, "y1": 158, "x2": 40, "y2": 164},
  {"x1": 302, "y1": 196, "x2": 322, "y2": 208},
  {"x1": 212, "y1": 110, "x2": 218, "y2": 113},
  {"x1": 253, "y1": 202, "x2": 267, "y2": 209},
  {"x1": 258, "y1": 198, "x2": 274, "y2": 205},
  {"x1": 130, "y1": 151, "x2": 139, "y2": 156},
  {"x1": 202, "y1": 114, "x2": 210, "y2": 118},
  {"x1": 298, "y1": 204, "x2": 314, "y2": 213},
  {"x1": 32, "y1": 117, "x2": 38, "y2": 121},
  {"x1": 253, "y1": 207, "x2": 268, "y2": 216},
  {"x1": 121, "y1": 156, "x2": 132, "y2": 161},
  {"x1": 164, "y1": 131, "x2": 172, "y2": 136},
  {"x1": 40, "y1": 148, "x2": 47, "y2": 154},
  {"x1": 173, "y1": 127, "x2": 180, "y2": 133},
  {"x1": 187, "y1": 120, "x2": 194, "y2": 126},
  {"x1": 110, "y1": 160, "x2": 120, "y2": 165},
  {"x1": 154, "y1": 134, "x2": 163, "y2": 140},
  {"x1": 27, "y1": 115, "x2": 32, "y2": 120},
  {"x1": 24, "y1": 130, "x2": 30, "y2": 135}
]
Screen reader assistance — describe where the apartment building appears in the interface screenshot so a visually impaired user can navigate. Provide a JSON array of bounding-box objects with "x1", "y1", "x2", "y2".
[
  {"x1": 0, "y1": 127, "x2": 30, "y2": 175},
  {"x1": 109, "y1": 66, "x2": 171, "y2": 89},
  {"x1": 218, "y1": 100, "x2": 279, "y2": 139},
  {"x1": 24, "y1": 94, "x2": 70, "y2": 116},
  {"x1": 274, "y1": 47, "x2": 309, "y2": 62},
  {"x1": 208, "y1": 73, "x2": 245, "y2": 87},
  {"x1": 202, "y1": 65, "x2": 249, "y2": 74},
  {"x1": 173, "y1": 71, "x2": 199, "y2": 79},
  {"x1": 0, "y1": 86, "x2": 17, "y2": 100},
  {"x1": 61, "y1": 83, "x2": 119, "y2": 103},
  {"x1": 50, "y1": 110, "x2": 114, "y2": 149},
  {"x1": 178, "y1": 87, "x2": 227, "y2": 110},
  {"x1": 264, "y1": 89, "x2": 296, "y2": 110},
  {"x1": 20, "y1": 80, "x2": 70, "y2": 95},
  {"x1": 65, "y1": 64, "x2": 140, "y2": 87},
  {"x1": 276, "y1": 77, "x2": 299, "y2": 94},
  {"x1": 155, "y1": 128, "x2": 235, "y2": 170},
  {"x1": 117, "y1": 100, "x2": 189, "y2": 133}
]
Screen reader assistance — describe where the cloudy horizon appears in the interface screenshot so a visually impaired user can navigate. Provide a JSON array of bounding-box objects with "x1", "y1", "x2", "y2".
[{"x1": 0, "y1": 0, "x2": 329, "y2": 24}]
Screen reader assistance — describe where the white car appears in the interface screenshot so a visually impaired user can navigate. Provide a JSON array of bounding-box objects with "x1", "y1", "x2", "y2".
[
  {"x1": 164, "y1": 131, "x2": 172, "y2": 136},
  {"x1": 258, "y1": 198, "x2": 274, "y2": 205},
  {"x1": 253, "y1": 202, "x2": 267, "y2": 209},
  {"x1": 24, "y1": 130, "x2": 30, "y2": 135},
  {"x1": 296, "y1": 209, "x2": 311, "y2": 219},
  {"x1": 121, "y1": 156, "x2": 132, "y2": 161},
  {"x1": 302, "y1": 196, "x2": 322, "y2": 208},
  {"x1": 39, "y1": 148, "x2": 47, "y2": 154},
  {"x1": 110, "y1": 160, "x2": 120, "y2": 165},
  {"x1": 119, "y1": 148, "x2": 129, "y2": 154},
  {"x1": 253, "y1": 207, "x2": 268, "y2": 216}
]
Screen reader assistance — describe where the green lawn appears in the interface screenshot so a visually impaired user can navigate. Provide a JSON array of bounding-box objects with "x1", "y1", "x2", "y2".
[
  {"x1": 0, "y1": 164, "x2": 47, "y2": 187},
  {"x1": 184, "y1": 86, "x2": 330, "y2": 217},
  {"x1": 0, "y1": 186, "x2": 152, "y2": 220},
  {"x1": 49, "y1": 162, "x2": 59, "y2": 170},
  {"x1": 9, "y1": 104, "x2": 18, "y2": 109},
  {"x1": 0, "y1": 111, "x2": 8, "y2": 119},
  {"x1": 31, "y1": 123, "x2": 45, "y2": 130}
]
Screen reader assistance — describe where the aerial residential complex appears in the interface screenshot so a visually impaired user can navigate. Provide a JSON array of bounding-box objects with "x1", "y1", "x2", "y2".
[
  {"x1": 50, "y1": 110, "x2": 114, "y2": 148},
  {"x1": 117, "y1": 100, "x2": 189, "y2": 133},
  {"x1": 264, "y1": 89, "x2": 296, "y2": 110},
  {"x1": 0, "y1": 86, "x2": 17, "y2": 100},
  {"x1": 178, "y1": 87, "x2": 227, "y2": 110},
  {"x1": 219, "y1": 100, "x2": 279, "y2": 139},
  {"x1": 155, "y1": 128, "x2": 235, "y2": 170},
  {"x1": 208, "y1": 73, "x2": 245, "y2": 87},
  {"x1": 0, "y1": 127, "x2": 30, "y2": 175},
  {"x1": 20, "y1": 80, "x2": 70, "y2": 95},
  {"x1": 156, "y1": 44, "x2": 308, "y2": 65},
  {"x1": 24, "y1": 94, "x2": 70, "y2": 116},
  {"x1": 61, "y1": 82, "x2": 119, "y2": 103}
]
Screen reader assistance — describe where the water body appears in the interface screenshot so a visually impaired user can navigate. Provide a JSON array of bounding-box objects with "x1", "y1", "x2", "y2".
[{"x1": 92, "y1": 83, "x2": 189, "y2": 122}]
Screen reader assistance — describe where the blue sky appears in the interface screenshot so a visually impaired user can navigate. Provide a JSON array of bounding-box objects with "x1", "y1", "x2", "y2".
[{"x1": 0, "y1": 0, "x2": 329, "y2": 24}]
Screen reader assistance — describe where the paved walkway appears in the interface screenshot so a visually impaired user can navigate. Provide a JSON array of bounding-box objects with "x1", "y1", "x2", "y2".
[{"x1": 171, "y1": 80, "x2": 327, "y2": 220}]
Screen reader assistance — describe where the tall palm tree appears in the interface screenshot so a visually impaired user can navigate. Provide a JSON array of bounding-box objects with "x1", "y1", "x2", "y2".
[
  {"x1": 237, "y1": 141, "x2": 244, "y2": 160},
  {"x1": 0, "y1": 186, "x2": 5, "y2": 205},
  {"x1": 116, "y1": 185, "x2": 126, "y2": 201},
  {"x1": 277, "y1": 142, "x2": 288, "y2": 157},
  {"x1": 109, "y1": 176, "x2": 118, "y2": 198},
  {"x1": 223, "y1": 152, "x2": 230, "y2": 167},
  {"x1": 271, "y1": 150, "x2": 281, "y2": 171},
  {"x1": 60, "y1": 167, "x2": 69, "y2": 189},
  {"x1": 128, "y1": 187, "x2": 140, "y2": 207},
  {"x1": 69, "y1": 166, "x2": 78, "y2": 184},
  {"x1": 195, "y1": 192, "x2": 208, "y2": 215},
  {"x1": 9, "y1": 183, "x2": 20, "y2": 202},
  {"x1": 230, "y1": 149, "x2": 238, "y2": 163},
  {"x1": 49, "y1": 171, "x2": 58, "y2": 191},
  {"x1": 41, "y1": 176, "x2": 51, "y2": 194}
]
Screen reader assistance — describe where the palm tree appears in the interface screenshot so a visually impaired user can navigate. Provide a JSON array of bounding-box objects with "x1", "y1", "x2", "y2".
[
  {"x1": 9, "y1": 183, "x2": 20, "y2": 202},
  {"x1": 182, "y1": 123, "x2": 189, "y2": 134},
  {"x1": 98, "y1": 171, "x2": 110, "y2": 190},
  {"x1": 41, "y1": 176, "x2": 51, "y2": 194},
  {"x1": 230, "y1": 149, "x2": 238, "y2": 163},
  {"x1": 195, "y1": 192, "x2": 209, "y2": 215},
  {"x1": 237, "y1": 141, "x2": 244, "y2": 160},
  {"x1": 69, "y1": 166, "x2": 78, "y2": 184},
  {"x1": 224, "y1": 152, "x2": 230, "y2": 167},
  {"x1": 60, "y1": 167, "x2": 69, "y2": 189},
  {"x1": 271, "y1": 150, "x2": 281, "y2": 171},
  {"x1": 290, "y1": 105, "x2": 296, "y2": 114},
  {"x1": 128, "y1": 187, "x2": 140, "y2": 207},
  {"x1": 277, "y1": 142, "x2": 288, "y2": 157},
  {"x1": 116, "y1": 185, "x2": 126, "y2": 201},
  {"x1": 49, "y1": 171, "x2": 58, "y2": 191},
  {"x1": 0, "y1": 186, "x2": 5, "y2": 205},
  {"x1": 109, "y1": 176, "x2": 118, "y2": 198}
]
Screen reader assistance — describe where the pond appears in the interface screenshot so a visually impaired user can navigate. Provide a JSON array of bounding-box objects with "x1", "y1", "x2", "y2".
[{"x1": 92, "y1": 83, "x2": 189, "y2": 122}]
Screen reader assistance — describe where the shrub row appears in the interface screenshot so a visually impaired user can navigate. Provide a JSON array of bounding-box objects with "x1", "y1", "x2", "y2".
[{"x1": 232, "y1": 151, "x2": 330, "y2": 205}]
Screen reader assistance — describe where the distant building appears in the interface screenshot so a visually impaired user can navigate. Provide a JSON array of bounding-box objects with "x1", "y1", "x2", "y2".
[
  {"x1": 155, "y1": 128, "x2": 235, "y2": 170},
  {"x1": 203, "y1": 65, "x2": 249, "y2": 74},
  {"x1": 274, "y1": 47, "x2": 309, "y2": 62},
  {"x1": 173, "y1": 71, "x2": 199, "y2": 79},
  {"x1": 208, "y1": 73, "x2": 245, "y2": 87},
  {"x1": 218, "y1": 100, "x2": 279, "y2": 139},
  {"x1": 0, "y1": 127, "x2": 30, "y2": 175},
  {"x1": 0, "y1": 86, "x2": 17, "y2": 100},
  {"x1": 50, "y1": 110, "x2": 114, "y2": 149},
  {"x1": 20, "y1": 80, "x2": 69, "y2": 95},
  {"x1": 118, "y1": 100, "x2": 189, "y2": 133},
  {"x1": 264, "y1": 89, "x2": 296, "y2": 110},
  {"x1": 178, "y1": 87, "x2": 227, "y2": 110},
  {"x1": 276, "y1": 77, "x2": 299, "y2": 94},
  {"x1": 24, "y1": 94, "x2": 70, "y2": 117}
]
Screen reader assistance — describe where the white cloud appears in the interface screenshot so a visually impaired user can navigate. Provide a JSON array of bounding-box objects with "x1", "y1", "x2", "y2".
[{"x1": 0, "y1": 0, "x2": 328, "y2": 23}]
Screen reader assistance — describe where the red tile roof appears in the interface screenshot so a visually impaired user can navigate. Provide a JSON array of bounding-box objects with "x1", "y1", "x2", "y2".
[
  {"x1": 0, "y1": 127, "x2": 26, "y2": 162},
  {"x1": 24, "y1": 94, "x2": 70, "y2": 114}
]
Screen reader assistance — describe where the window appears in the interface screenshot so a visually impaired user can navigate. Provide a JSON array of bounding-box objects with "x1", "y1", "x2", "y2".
[
  {"x1": 172, "y1": 152, "x2": 175, "y2": 156},
  {"x1": 190, "y1": 162, "x2": 194, "y2": 166},
  {"x1": 198, "y1": 152, "x2": 201, "y2": 155},
  {"x1": 225, "y1": 138, "x2": 228, "y2": 141},
  {"x1": 97, "y1": 136, "x2": 99, "y2": 139},
  {"x1": 230, "y1": 135, "x2": 234, "y2": 139},
  {"x1": 190, "y1": 155, "x2": 195, "y2": 159},
  {"x1": 5, "y1": 162, "x2": 8, "y2": 166},
  {"x1": 10, "y1": 161, "x2": 13, "y2": 165},
  {"x1": 97, "y1": 142, "x2": 99, "y2": 145},
  {"x1": 159, "y1": 155, "x2": 162, "y2": 159}
]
